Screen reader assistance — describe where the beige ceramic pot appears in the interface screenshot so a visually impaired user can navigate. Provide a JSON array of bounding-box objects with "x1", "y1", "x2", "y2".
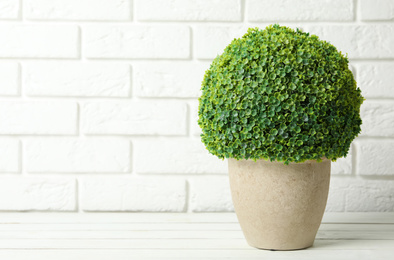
[{"x1": 228, "y1": 158, "x2": 331, "y2": 251}]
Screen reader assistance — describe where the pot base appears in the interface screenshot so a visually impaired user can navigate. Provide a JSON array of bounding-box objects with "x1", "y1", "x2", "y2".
[
  {"x1": 256, "y1": 244, "x2": 312, "y2": 251},
  {"x1": 228, "y1": 158, "x2": 331, "y2": 250}
]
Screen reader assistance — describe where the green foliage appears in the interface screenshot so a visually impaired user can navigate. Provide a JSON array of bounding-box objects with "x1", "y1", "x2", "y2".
[{"x1": 198, "y1": 24, "x2": 364, "y2": 164}]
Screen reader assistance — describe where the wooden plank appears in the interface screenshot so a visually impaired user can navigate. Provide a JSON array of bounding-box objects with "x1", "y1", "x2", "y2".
[
  {"x1": 0, "y1": 249, "x2": 391, "y2": 260},
  {"x1": 316, "y1": 230, "x2": 394, "y2": 240},
  {"x1": 313, "y1": 239, "x2": 394, "y2": 250},
  {"x1": 0, "y1": 239, "x2": 393, "y2": 250},
  {"x1": 0, "y1": 223, "x2": 242, "y2": 231},
  {"x1": 0, "y1": 213, "x2": 393, "y2": 260},
  {"x1": 1, "y1": 224, "x2": 394, "y2": 240},
  {"x1": 0, "y1": 238, "x2": 251, "y2": 249},
  {"x1": 319, "y1": 224, "x2": 394, "y2": 231},
  {"x1": 0, "y1": 212, "x2": 393, "y2": 224},
  {"x1": 0, "y1": 230, "x2": 392, "y2": 240},
  {"x1": 321, "y1": 213, "x2": 394, "y2": 224},
  {"x1": 0, "y1": 230, "x2": 245, "y2": 239},
  {"x1": 1, "y1": 222, "x2": 394, "y2": 232},
  {"x1": 0, "y1": 213, "x2": 238, "y2": 224}
]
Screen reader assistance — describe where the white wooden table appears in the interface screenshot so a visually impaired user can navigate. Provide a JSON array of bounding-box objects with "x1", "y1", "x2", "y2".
[{"x1": 0, "y1": 213, "x2": 393, "y2": 260}]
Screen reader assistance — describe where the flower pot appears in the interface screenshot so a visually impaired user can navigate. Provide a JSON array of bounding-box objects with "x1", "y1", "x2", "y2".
[{"x1": 228, "y1": 158, "x2": 331, "y2": 250}]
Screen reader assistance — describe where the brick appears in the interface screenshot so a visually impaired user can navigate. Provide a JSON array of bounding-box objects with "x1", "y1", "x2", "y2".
[
  {"x1": 190, "y1": 101, "x2": 201, "y2": 137},
  {"x1": 0, "y1": 177, "x2": 75, "y2": 211},
  {"x1": 25, "y1": 0, "x2": 130, "y2": 21},
  {"x1": 134, "y1": 138, "x2": 227, "y2": 174},
  {"x1": 0, "y1": 0, "x2": 19, "y2": 19},
  {"x1": 81, "y1": 177, "x2": 186, "y2": 212},
  {"x1": 134, "y1": 62, "x2": 209, "y2": 98},
  {"x1": 325, "y1": 178, "x2": 346, "y2": 212},
  {"x1": 331, "y1": 146, "x2": 352, "y2": 175},
  {"x1": 136, "y1": 0, "x2": 241, "y2": 21},
  {"x1": 356, "y1": 140, "x2": 394, "y2": 175},
  {"x1": 357, "y1": 63, "x2": 394, "y2": 98},
  {"x1": 345, "y1": 178, "x2": 394, "y2": 211},
  {"x1": 349, "y1": 64, "x2": 356, "y2": 77},
  {"x1": 360, "y1": 101, "x2": 394, "y2": 137},
  {"x1": 26, "y1": 138, "x2": 130, "y2": 173},
  {"x1": 326, "y1": 177, "x2": 394, "y2": 212},
  {"x1": 306, "y1": 25, "x2": 394, "y2": 58},
  {"x1": 247, "y1": 0, "x2": 353, "y2": 22},
  {"x1": 195, "y1": 25, "x2": 246, "y2": 60},
  {"x1": 360, "y1": 0, "x2": 394, "y2": 21},
  {"x1": 0, "y1": 25, "x2": 78, "y2": 58},
  {"x1": 190, "y1": 176, "x2": 233, "y2": 212},
  {"x1": 0, "y1": 139, "x2": 19, "y2": 173},
  {"x1": 0, "y1": 102, "x2": 77, "y2": 135},
  {"x1": 0, "y1": 63, "x2": 19, "y2": 96},
  {"x1": 84, "y1": 25, "x2": 190, "y2": 59},
  {"x1": 24, "y1": 62, "x2": 130, "y2": 97},
  {"x1": 82, "y1": 101, "x2": 187, "y2": 135}
]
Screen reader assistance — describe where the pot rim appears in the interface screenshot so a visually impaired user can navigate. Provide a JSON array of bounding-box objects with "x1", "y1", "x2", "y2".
[{"x1": 228, "y1": 157, "x2": 330, "y2": 165}]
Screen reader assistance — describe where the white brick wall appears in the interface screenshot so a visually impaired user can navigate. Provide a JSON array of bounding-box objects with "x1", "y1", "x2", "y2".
[
  {"x1": 0, "y1": 139, "x2": 20, "y2": 172},
  {"x1": 25, "y1": 138, "x2": 130, "y2": 173},
  {"x1": 306, "y1": 25, "x2": 394, "y2": 58},
  {"x1": 0, "y1": 63, "x2": 19, "y2": 96},
  {"x1": 190, "y1": 176, "x2": 234, "y2": 212},
  {"x1": 357, "y1": 63, "x2": 394, "y2": 98},
  {"x1": 190, "y1": 101, "x2": 201, "y2": 136},
  {"x1": 83, "y1": 25, "x2": 190, "y2": 59},
  {"x1": 360, "y1": 100, "x2": 394, "y2": 137},
  {"x1": 135, "y1": 0, "x2": 241, "y2": 22},
  {"x1": 134, "y1": 62, "x2": 209, "y2": 98},
  {"x1": 0, "y1": 0, "x2": 393, "y2": 213},
  {"x1": 23, "y1": 62, "x2": 130, "y2": 97},
  {"x1": 0, "y1": 177, "x2": 75, "y2": 211},
  {"x1": 0, "y1": 0, "x2": 19, "y2": 19},
  {"x1": 25, "y1": 0, "x2": 131, "y2": 21},
  {"x1": 0, "y1": 102, "x2": 77, "y2": 134},
  {"x1": 330, "y1": 177, "x2": 394, "y2": 211},
  {"x1": 360, "y1": 0, "x2": 394, "y2": 21},
  {"x1": 194, "y1": 25, "x2": 247, "y2": 59},
  {"x1": 0, "y1": 25, "x2": 79, "y2": 58},
  {"x1": 356, "y1": 140, "x2": 394, "y2": 176},
  {"x1": 82, "y1": 101, "x2": 187, "y2": 135},
  {"x1": 327, "y1": 178, "x2": 394, "y2": 212},
  {"x1": 331, "y1": 147, "x2": 352, "y2": 175},
  {"x1": 133, "y1": 138, "x2": 227, "y2": 174},
  {"x1": 246, "y1": 0, "x2": 354, "y2": 21},
  {"x1": 81, "y1": 176, "x2": 186, "y2": 212}
]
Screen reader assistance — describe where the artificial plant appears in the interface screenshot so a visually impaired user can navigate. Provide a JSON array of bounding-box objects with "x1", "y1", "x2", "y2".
[{"x1": 198, "y1": 24, "x2": 364, "y2": 164}]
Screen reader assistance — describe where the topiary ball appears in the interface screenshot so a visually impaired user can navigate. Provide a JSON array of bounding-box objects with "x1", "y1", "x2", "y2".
[{"x1": 198, "y1": 24, "x2": 364, "y2": 165}]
